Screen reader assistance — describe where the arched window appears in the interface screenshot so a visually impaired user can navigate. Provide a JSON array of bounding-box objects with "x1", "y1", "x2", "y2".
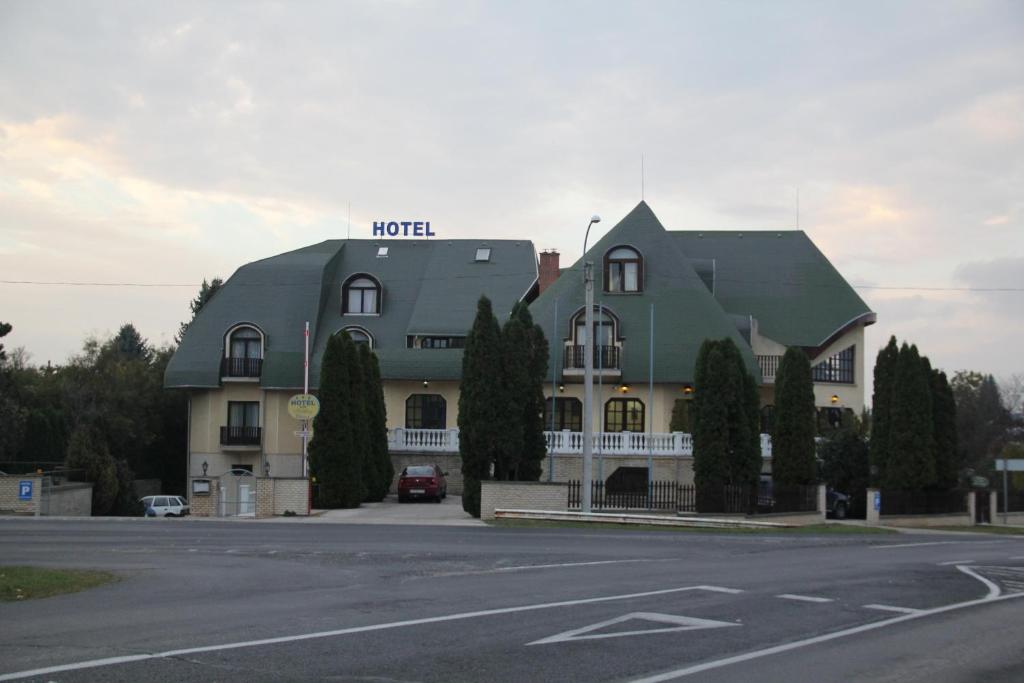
[
  {"x1": 405, "y1": 394, "x2": 446, "y2": 429},
  {"x1": 341, "y1": 326, "x2": 373, "y2": 349},
  {"x1": 342, "y1": 274, "x2": 381, "y2": 315},
  {"x1": 604, "y1": 398, "x2": 645, "y2": 433},
  {"x1": 545, "y1": 397, "x2": 583, "y2": 431},
  {"x1": 223, "y1": 325, "x2": 263, "y2": 378},
  {"x1": 604, "y1": 246, "x2": 643, "y2": 293},
  {"x1": 567, "y1": 307, "x2": 619, "y2": 370}
]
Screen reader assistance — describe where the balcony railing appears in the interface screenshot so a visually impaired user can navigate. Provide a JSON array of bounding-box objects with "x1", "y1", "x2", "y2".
[
  {"x1": 221, "y1": 357, "x2": 263, "y2": 378},
  {"x1": 757, "y1": 354, "x2": 782, "y2": 382},
  {"x1": 564, "y1": 345, "x2": 620, "y2": 370},
  {"x1": 386, "y1": 428, "x2": 773, "y2": 458},
  {"x1": 220, "y1": 425, "x2": 262, "y2": 446}
]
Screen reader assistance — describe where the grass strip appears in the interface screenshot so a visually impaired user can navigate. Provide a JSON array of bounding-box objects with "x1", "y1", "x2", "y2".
[
  {"x1": 921, "y1": 525, "x2": 1024, "y2": 536},
  {"x1": 487, "y1": 518, "x2": 896, "y2": 534},
  {"x1": 0, "y1": 566, "x2": 117, "y2": 602}
]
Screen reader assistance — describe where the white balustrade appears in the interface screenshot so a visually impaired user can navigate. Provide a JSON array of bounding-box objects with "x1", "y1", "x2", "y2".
[{"x1": 391, "y1": 428, "x2": 771, "y2": 458}]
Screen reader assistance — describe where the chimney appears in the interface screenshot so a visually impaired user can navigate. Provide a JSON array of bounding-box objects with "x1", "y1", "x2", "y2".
[{"x1": 538, "y1": 250, "x2": 561, "y2": 294}]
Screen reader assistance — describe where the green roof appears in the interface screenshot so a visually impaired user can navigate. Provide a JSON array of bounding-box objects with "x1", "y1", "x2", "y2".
[
  {"x1": 673, "y1": 230, "x2": 874, "y2": 348},
  {"x1": 165, "y1": 239, "x2": 537, "y2": 389},
  {"x1": 528, "y1": 202, "x2": 761, "y2": 384}
]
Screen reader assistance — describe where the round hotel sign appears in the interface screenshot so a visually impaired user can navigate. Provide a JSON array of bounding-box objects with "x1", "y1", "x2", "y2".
[{"x1": 287, "y1": 394, "x2": 320, "y2": 420}]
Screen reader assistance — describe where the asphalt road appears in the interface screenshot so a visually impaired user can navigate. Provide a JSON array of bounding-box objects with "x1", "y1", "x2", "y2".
[{"x1": 1, "y1": 516, "x2": 1023, "y2": 682}]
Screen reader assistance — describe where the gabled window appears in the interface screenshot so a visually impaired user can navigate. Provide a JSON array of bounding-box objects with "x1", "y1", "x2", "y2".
[
  {"x1": 604, "y1": 246, "x2": 643, "y2": 293},
  {"x1": 604, "y1": 398, "x2": 645, "y2": 433},
  {"x1": 406, "y1": 394, "x2": 446, "y2": 429},
  {"x1": 341, "y1": 326, "x2": 373, "y2": 349},
  {"x1": 811, "y1": 345, "x2": 855, "y2": 384},
  {"x1": 545, "y1": 397, "x2": 582, "y2": 432},
  {"x1": 223, "y1": 325, "x2": 263, "y2": 378},
  {"x1": 342, "y1": 274, "x2": 381, "y2": 315}
]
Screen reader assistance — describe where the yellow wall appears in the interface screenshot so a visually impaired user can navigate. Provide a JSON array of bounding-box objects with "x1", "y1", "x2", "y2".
[{"x1": 383, "y1": 380, "x2": 461, "y2": 429}]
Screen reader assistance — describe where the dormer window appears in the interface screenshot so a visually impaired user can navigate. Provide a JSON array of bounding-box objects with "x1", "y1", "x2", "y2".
[
  {"x1": 342, "y1": 326, "x2": 373, "y2": 349},
  {"x1": 223, "y1": 325, "x2": 263, "y2": 378},
  {"x1": 342, "y1": 274, "x2": 381, "y2": 315},
  {"x1": 604, "y1": 246, "x2": 643, "y2": 293}
]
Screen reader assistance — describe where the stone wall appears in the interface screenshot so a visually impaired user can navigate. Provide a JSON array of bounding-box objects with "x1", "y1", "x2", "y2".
[
  {"x1": 480, "y1": 481, "x2": 569, "y2": 521},
  {"x1": 0, "y1": 475, "x2": 41, "y2": 515},
  {"x1": 46, "y1": 482, "x2": 93, "y2": 516},
  {"x1": 189, "y1": 477, "x2": 219, "y2": 517},
  {"x1": 269, "y1": 477, "x2": 309, "y2": 516}
]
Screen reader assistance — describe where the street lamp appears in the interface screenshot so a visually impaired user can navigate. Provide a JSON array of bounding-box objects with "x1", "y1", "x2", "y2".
[{"x1": 582, "y1": 214, "x2": 601, "y2": 513}]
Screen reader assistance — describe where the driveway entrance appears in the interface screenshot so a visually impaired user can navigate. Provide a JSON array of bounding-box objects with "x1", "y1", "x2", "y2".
[{"x1": 315, "y1": 495, "x2": 483, "y2": 526}]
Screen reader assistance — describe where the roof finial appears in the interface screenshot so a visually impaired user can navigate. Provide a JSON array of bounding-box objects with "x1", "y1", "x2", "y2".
[{"x1": 641, "y1": 153, "x2": 645, "y2": 201}]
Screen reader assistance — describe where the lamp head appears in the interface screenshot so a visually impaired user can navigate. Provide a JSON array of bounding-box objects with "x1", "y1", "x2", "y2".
[{"x1": 590, "y1": 215, "x2": 601, "y2": 225}]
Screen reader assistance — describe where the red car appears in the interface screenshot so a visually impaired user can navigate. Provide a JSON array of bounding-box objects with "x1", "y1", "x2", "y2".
[{"x1": 397, "y1": 465, "x2": 448, "y2": 503}]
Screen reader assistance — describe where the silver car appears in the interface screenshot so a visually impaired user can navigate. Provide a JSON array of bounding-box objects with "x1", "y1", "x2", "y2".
[{"x1": 141, "y1": 495, "x2": 190, "y2": 517}]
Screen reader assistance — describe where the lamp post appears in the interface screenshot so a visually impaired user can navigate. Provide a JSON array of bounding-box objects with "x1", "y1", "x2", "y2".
[{"x1": 582, "y1": 214, "x2": 601, "y2": 513}]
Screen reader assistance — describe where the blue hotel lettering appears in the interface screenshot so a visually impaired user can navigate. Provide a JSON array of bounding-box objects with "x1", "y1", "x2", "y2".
[{"x1": 372, "y1": 221, "x2": 435, "y2": 237}]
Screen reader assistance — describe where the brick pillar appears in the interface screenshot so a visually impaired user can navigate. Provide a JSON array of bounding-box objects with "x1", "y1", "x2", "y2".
[
  {"x1": 539, "y1": 250, "x2": 560, "y2": 294},
  {"x1": 991, "y1": 490, "x2": 1000, "y2": 525},
  {"x1": 256, "y1": 478, "x2": 275, "y2": 518},
  {"x1": 967, "y1": 491, "x2": 976, "y2": 524},
  {"x1": 817, "y1": 484, "x2": 827, "y2": 522}
]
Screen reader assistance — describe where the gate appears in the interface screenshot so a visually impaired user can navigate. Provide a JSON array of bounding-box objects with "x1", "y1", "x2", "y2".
[
  {"x1": 975, "y1": 490, "x2": 991, "y2": 524},
  {"x1": 219, "y1": 469, "x2": 257, "y2": 517}
]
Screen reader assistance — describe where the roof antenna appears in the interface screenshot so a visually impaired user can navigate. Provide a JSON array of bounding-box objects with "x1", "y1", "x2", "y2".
[
  {"x1": 641, "y1": 153, "x2": 645, "y2": 201},
  {"x1": 795, "y1": 187, "x2": 800, "y2": 230},
  {"x1": 347, "y1": 202, "x2": 351, "y2": 239}
]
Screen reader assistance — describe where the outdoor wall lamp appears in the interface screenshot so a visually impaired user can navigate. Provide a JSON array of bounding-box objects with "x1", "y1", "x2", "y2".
[
  {"x1": 682, "y1": 384, "x2": 694, "y2": 395},
  {"x1": 558, "y1": 384, "x2": 565, "y2": 393},
  {"x1": 619, "y1": 384, "x2": 630, "y2": 394},
  {"x1": 202, "y1": 461, "x2": 208, "y2": 476},
  {"x1": 422, "y1": 380, "x2": 429, "y2": 388},
  {"x1": 831, "y1": 394, "x2": 840, "y2": 404}
]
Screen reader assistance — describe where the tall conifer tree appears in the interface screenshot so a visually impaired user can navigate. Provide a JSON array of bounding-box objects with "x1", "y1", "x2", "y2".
[
  {"x1": 885, "y1": 343, "x2": 936, "y2": 490},
  {"x1": 771, "y1": 347, "x2": 817, "y2": 485},
  {"x1": 693, "y1": 340, "x2": 729, "y2": 511},
  {"x1": 930, "y1": 367, "x2": 958, "y2": 490},
  {"x1": 870, "y1": 336, "x2": 899, "y2": 484},
  {"x1": 458, "y1": 296, "x2": 506, "y2": 516},
  {"x1": 309, "y1": 332, "x2": 364, "y2": 507},
  {"x1": 511, "y1": 303, "x2": 549, "y2": 481},
  {"x1": 361, "y1": 344, "x2": 393, "y2": 501}
]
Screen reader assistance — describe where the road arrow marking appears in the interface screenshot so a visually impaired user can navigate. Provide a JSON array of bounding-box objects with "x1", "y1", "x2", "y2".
[{"x1": 528, "y1": 612, "x2": 739, "y2": 645}]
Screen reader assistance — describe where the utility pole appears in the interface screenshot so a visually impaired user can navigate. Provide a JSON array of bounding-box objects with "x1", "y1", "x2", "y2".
[{"x1": 581, "y1": 214, "x2": 601, "y2": 513}]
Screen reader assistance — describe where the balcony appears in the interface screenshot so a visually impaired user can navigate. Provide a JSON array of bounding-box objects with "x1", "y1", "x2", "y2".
[
  {"x1": 221, "y1": 357, "x2": 263, "y2": 379},
  {"x1": 220, "y1": 425, "x2": 262, "y2": 447},
  {"x1": 562, "y1": 345, "x2": 621, "y2": 377},
  {"x1": 386, "y1": 428, "x2": 773, "y2": 458},
  {"x1": 757, "y1": 354, "x2": 781, "y2": 383}
]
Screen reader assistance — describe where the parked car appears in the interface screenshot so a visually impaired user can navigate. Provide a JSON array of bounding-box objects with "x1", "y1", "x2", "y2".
[
  {"x1": 826, "y1": 488, "x2": 849, "y2": 519},
  {"x1": 141, "y1": 495, "x2": 190, "y2": 517},
  {"x1": 397, "y1": 465, "x2": 447, "y2": 503}
]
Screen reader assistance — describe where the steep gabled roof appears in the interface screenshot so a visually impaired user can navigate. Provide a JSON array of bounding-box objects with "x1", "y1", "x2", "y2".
[
  {"x1": 529, "y1": 202, "x2": 760, "y2": 384},
  {"x1": 673, "y1": 231, "x2": 875, "y2": 349},
  {"x1": 165, "y1": 239, "x2": 537, "y2": 389}
]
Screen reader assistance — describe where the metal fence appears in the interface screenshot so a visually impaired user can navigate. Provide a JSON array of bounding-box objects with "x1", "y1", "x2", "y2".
[
  {"x1": 0, "y1": 461, "x2": 65, "y2": 475},
  {"x1": 567, "y1": 481, "x2": 817, "y2": 515},
  {"x1": 997, "y1": 490, "x2": 1024, "y2": 513},
  {"x1": 879, "y1": 489, "x2": 967, "y2": 515}
]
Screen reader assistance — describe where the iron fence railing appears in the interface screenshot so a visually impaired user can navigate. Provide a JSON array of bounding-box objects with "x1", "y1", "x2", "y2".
[
  {"x1": 996, "y1": 490, "x2": 1024, "y2": 513},
  {"x1": 566, "y1": 481, "x2": 819, "y2": 514},
  {"x1": 879, "y1": 489, "x2": 967, "y2": 515},
  {"x1": 564, "y1": 345, "x2": 620, "y2": 370},
  {"x1": 221, "y1": 356, "x2": 263, "y2": 378},
  {"x1": 219, "y1": 425, "x2": 262, "y2": 446}
]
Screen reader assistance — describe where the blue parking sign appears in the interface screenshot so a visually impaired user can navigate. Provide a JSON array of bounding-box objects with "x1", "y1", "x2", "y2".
[{"x1": 19, "y1": 480, "x2": 33, "y2": 501}]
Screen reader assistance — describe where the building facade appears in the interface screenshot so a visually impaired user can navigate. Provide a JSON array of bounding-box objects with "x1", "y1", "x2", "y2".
[{"x1": 165, "y1": 202, "x2": 875, "y2": 491}]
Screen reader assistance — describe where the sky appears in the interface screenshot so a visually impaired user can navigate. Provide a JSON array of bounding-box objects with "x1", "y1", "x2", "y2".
[{"x1": 1, "y1": 0, "x2": 1021, "y2": 387}]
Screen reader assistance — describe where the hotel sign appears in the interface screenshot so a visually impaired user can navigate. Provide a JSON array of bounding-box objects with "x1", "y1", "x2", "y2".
[{"x1": 373, "y1": 221, "x2": 435, "y2": 237}]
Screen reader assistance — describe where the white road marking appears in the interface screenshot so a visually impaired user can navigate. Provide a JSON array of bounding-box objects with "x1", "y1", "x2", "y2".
[
  {"x1": 529, "y1": 612, "x2": 739, "y2": 645},
  {"x1": 862, "y1": 604, "x2": 922, "y2": 615},
  {"x1": 958, "y1": 565, "x2": 1001, "y2": 599},
  {"x1": 630, "y1": 593, "x2": 1024, "y2": 681},
  {"x1": 776, "y1": 594, "x2": 833, "y2": 603},
  {"x1": 938, "y1": 559, "x2": 974, "y2": 565},
  {"x1": 491, "y1": 559, "x2": 660, "y2": 573},
  {"x1": 0, "y1": 584, "x2": 742, "y2": 681},
  {"x1": 870, "y1": 541, "x2": 963, "y2": 549}
]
